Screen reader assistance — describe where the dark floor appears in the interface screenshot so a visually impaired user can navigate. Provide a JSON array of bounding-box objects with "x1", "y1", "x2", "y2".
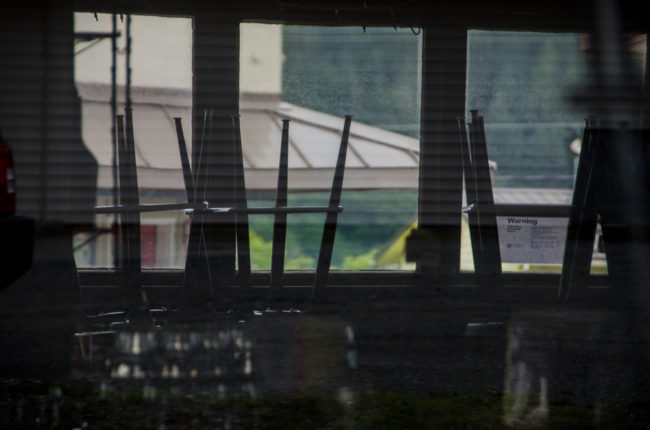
[{"x1": 2, "y1": 251, "x2": 650, "y2": 428}]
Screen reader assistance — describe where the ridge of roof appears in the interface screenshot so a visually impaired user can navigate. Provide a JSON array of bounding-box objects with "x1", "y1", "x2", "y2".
[{"x1": 76, "y1": 82, "x2": 192, "y2": 107}]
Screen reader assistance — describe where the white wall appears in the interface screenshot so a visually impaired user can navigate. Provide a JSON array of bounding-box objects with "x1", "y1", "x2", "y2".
[
  {"x1": 239, "y1": 23, "x2": 283, "y2": 93},
  {"x1": 74, "y1": 13, "x2": 282, "y2": 93},
  {"x1": 75, "y1": 13, "x2": 193, "y2": 89}
]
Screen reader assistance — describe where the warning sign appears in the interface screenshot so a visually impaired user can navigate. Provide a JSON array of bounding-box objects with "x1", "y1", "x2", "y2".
[{"x1": 497, "y1": 216, "x2": 568, "y2": 264}]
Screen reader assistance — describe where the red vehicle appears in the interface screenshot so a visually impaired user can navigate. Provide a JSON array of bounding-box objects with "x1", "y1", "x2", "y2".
[{"x1": 0, "y1": 129, "x2": 34, "y2": 289}]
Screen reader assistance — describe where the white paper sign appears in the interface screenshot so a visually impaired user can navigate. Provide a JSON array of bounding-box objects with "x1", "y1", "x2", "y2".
[{"x1": 497, "y1": 216, "x2": 568, "y2": 264}]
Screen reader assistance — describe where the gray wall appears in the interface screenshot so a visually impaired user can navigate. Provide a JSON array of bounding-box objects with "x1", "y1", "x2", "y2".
[{"x1": 0, "y1": 0, "x2": 97, "y2": 227}]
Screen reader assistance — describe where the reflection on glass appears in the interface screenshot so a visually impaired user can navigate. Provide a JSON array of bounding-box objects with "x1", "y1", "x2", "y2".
[
  {"x1": 73, "y1": 13, "x2": 193, "y2": 269},
  {"x1": 467, "y1": 31, "x2": 590, "y2": 191},
  {"x1": 241, "y1": 24, "x2": 421, "y2": 271},
  {"x1": 465, "y1": 31, "x2": 646, "y2": 274}
]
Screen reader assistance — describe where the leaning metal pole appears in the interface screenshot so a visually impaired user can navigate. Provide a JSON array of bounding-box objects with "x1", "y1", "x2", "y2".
[
  {"x1": 110, "y1": 13, "x2": 119, "y2": 270},
  {"x1": 313, "y1": 115, "x2": 352, "y2": 298}
]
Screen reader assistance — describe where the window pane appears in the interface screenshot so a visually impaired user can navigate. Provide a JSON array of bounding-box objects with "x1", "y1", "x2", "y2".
[
  {"x1": 467, "y1": 30, "x2": 589, "y2": 193},
  {"x1": 240, "y1": 24, "x2": 421, "y2": 271},
  {"x1": 465, "y1": 30, "x2": 646, "y2": 274},
  {"x1": 73, "y1": 13, "x2": 193, "y2": 269}
]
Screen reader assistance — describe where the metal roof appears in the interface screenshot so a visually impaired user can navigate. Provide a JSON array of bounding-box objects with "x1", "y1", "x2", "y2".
[
  {"x1": 78, "y1": 83, "x2": 422, "y2": 192},
  {"x1": 493, "y1": 188, "x2": 572, "y2": 205},
  {"x1": 79, "y1": 83, "x2": 570, "y2": 205}
]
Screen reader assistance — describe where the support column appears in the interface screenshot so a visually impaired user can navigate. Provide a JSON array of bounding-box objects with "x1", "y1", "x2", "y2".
[
  {"x1": 416, "y1": 28, "x2": 467, "y2": 282},
  {"x1": 190, "y1": 17, "x2": 239, "y2": 291}
]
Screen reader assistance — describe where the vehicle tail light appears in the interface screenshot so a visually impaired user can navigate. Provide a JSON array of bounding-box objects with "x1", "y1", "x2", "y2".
[{"x1": 0, "y1": 139, "x2": 16, "y2": 214}]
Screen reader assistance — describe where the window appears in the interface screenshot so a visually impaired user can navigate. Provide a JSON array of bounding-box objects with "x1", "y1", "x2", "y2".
[
  {"x1": 239, "y1": 23, "x2": 421, "y2": 271},
  {"x1": 467, "y1": 31, "x2": 590, "y2": 192},
  {"x1": 464, "y1": 30, "x2": 646, "y2": 273},
  {"x1": 73, "y1": 13, "x2": 193, "y2": 269}
]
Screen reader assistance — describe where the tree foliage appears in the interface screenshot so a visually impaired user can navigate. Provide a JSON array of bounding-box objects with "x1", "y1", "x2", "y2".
[
  {"x1": 283, "y1": 26, "x2": 421, "y2": 137},
  {"x1": 466, "y1": 31, "x2": 589, "y2": 188},
  {"x1": 247, "y1": 191, "x2": 417, "y2": 270},
  {"x1": 283, "y1": 26, "x2": 597, "y2": 188}
]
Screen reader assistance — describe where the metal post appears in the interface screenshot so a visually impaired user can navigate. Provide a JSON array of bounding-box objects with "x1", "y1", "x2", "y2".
[
  {"x1": 270, "y1": 119, "x2": 290, "y2": 296},
  {"x1": 313, "y1": 115, "x2": 352, "y2": 297},
  {"x1": 232, "y1": 115, "x2": 251, "y2": 287},
  {"x1": 124, "y1": 108, "x2": 141, "y2": 273},
  {"x1": 559, "y1": 119, "x2": 600, "y2": 299},
  {"x1": 174, "y1": 118, "x2": 195, "y2": 202},
  {"x1": 111, "y1": 13, "x2": 119, "y2": 270}
]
